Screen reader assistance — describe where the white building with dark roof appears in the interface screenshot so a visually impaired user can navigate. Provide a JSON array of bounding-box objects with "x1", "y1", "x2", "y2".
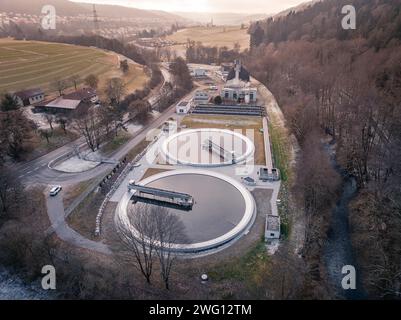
[
  {"x1": 14, "y1": 88, "x2": 45, "y2": 106},
  {"x1": 221, "y1": 60, "x2": 257, "y2": 104},
  {"x1": 190, "y1": 67, "x2": 207, "y2": 77},
  {"x1": 176, "y1": 100, "x2": 191, "y2": 114},
  {"x1": 33, "y1": 88, "x2": 98, "y2": 114}
]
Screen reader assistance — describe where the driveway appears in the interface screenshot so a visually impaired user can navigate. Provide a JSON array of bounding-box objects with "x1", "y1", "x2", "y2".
[{"x1": 46, "y1": 192, "x2": 111, "y2": 255}]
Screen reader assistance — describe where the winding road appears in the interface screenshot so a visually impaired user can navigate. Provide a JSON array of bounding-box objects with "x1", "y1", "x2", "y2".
[
  {"x1": 15, "y1": 63, "x2": 286, "y2": 259},
  {"x1": 26, "y1": 67, "x2": 209, "y2": 255},
  {"x1": 15, "y1": 65, "x2": 175, "y2": 186}
]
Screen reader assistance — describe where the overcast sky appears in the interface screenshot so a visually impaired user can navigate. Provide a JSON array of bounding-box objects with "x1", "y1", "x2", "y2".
[{"x1": 71, "y1": 0, "x2": 309, "y2": 14}]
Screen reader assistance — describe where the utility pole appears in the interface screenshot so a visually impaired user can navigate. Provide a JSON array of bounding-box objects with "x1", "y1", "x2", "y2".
[
  {"x1": 93, "y1": 4, "x2": 100, "y2": 32},
  {"x1": 93, "y1": 4, "x2": 100, "y2": 47}
]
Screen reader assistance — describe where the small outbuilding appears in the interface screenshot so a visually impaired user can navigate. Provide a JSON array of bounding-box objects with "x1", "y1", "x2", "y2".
[
  {"x1": 265, "y1": 215, "x2": 281, "y2": 240},
  {"x1": 14, "y1": 88, "x2": 45, "y2": 106},
  {"x1": 176, "y1": 100, "x2": 191, "y2": 114},
  {"x1": 193, "y1": 90, "x2": 210, "y2": 105},
  {"x1": 191, "y1": 68, "x2": 207, "y2": 77}
]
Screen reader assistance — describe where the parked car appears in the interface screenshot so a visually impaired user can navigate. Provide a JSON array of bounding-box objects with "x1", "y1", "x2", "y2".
[
  {"x1": 242, "y1": 177, "x2": 256, "y2": 186},
  {"x1": 49, "y1": 185, "x2": 62, "y2": 196}
]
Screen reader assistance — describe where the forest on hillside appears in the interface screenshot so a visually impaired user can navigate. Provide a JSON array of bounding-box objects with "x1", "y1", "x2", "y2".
[
  {"x1": 247, "y1": 0, "x2": 401, "y2": 298},
  {"x1": 250, "y1": 0, "x2": 401, "y2": 49}
]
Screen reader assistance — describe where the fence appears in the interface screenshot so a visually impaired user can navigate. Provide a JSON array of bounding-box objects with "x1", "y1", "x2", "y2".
[{"x1": 94, "y1": 133, "x2": 162, "y2": 236}]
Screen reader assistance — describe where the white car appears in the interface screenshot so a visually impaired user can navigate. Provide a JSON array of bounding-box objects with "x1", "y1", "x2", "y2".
[{"x1": 49, "y1": 185, "x2": 62, "y2": 196}]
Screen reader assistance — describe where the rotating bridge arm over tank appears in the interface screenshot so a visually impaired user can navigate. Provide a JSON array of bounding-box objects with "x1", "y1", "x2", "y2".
[
  {"x1": 128, "y1": 181, "x2": 194, "y2": 209},
  {"x1": 202, "y1": 139, "x2": 236, "y2": 164}
]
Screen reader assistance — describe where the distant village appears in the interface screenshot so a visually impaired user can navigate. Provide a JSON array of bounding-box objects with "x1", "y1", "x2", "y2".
[{"x1": 0, "y1": 11, "x2": 184, "y2": 41}]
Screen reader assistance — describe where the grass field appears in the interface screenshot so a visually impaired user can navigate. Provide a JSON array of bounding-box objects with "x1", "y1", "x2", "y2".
[
  {"x1": 0, "y1": 39, "x2": 148, "y2": 96},
  {"x1": 166, "y1": 26, "x2": 250, "y2": 50}
]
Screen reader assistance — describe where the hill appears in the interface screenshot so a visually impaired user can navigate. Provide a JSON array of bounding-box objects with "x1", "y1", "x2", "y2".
[
  {"x1": 77, "y1": 3, "x2": 190, "y2": 22},
  {"x1": 250, "y1": 0, "x2": 401, "y2": 49},
  {"x1": 274, "y1": 0, "x2": 322, "y2": 17},
  {"x1": 0, "y1": 0, "x2": 90, "y2": 16},
  {"x1": 0, "y1": 0, "x2": 189, "y2": 22},
  {"x1": 246, "y1": 0, "x2": 401, "y2": 299},
  {"x1": 0, "y1": 39, "x2": 148, "y2": 95}
]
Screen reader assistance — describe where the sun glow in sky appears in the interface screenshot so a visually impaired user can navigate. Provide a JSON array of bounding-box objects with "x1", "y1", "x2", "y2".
[{"x1": 71, "y1": 0, "x2": 308, "y2": 14}]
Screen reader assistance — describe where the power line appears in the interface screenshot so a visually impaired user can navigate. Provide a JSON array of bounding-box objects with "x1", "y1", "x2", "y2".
[{"x1": 92, "y1": 4, "x2": 100, "y2": 33}]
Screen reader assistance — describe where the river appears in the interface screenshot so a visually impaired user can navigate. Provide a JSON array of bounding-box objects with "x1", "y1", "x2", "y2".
[{"x1": 322, "y1": 143, "x2": 367, "y2": 299}]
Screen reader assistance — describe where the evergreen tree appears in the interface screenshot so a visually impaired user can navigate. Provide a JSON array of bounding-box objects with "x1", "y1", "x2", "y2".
[{"x1": 0, "y1": 94, "x2": 19, "y2": 112}]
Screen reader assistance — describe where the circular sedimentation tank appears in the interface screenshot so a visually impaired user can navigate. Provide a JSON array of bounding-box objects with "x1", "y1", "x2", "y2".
[
  {"x1": 116, "y1": 169, "x2": 256, "y2": 254},
  {"x1": 161, "y1": 128, "x2": 255, "y2": 167}
]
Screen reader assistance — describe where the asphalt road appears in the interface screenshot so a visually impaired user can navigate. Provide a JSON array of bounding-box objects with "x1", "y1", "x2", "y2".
[
  {"x1": 46, "y1": 192, "x2": 110, "y2": 254},
  {"x1": 18, "y1": 103, "x2": 177, "y2": 185},
  {"x1": 40, "y1": 71, "x2": 204, "y2": 253},
  {"x1": 18, "y1": 64, "x2": 225, "y2": 255},
  {"x1": 1, "y1": 61, "x2": 289, "y2": 265},
  {"x1": 16, "y1": 67, "x2": 197, "y2": 187}
]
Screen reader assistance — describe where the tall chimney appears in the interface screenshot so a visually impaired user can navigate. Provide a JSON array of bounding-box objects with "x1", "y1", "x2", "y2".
[{"x1": 235, "y1": 60, "x2": 241, "y2": 81}]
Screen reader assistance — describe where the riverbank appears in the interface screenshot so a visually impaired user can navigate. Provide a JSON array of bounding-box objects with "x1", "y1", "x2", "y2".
[{"x1": 322, "y1": 143, "x2": 367, "y2": 299}]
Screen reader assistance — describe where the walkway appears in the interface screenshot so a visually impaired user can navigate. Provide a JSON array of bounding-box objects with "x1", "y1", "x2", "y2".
[{"x1": 262, "y1": 117, "x2": 274, "y2": 169}]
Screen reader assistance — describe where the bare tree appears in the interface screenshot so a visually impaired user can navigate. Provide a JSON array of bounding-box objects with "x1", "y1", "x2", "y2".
[
  {"x1": 0, "y1": 167, "x2": 23, "y2": 217},
  {"x1": 153, "y1": 207, "x2": 186, "y2": 290},
  {"x1": 68, "y1": 75, "x2": 81, "y2": 91},
  {"x1": 99, "y1": 104, "x2": 124, "y2": 137},
  {"x1": 52, "y1": 79, "x2": 68, "y2": 96},
  {"x1": 128, "y1": 100, "x2": 151, "y2": 124},
  {"x1": 106, "y1": 78, "x2": 126, "y2": 106},
  {"x1": 43, "y1": 114, "x2": 54, "y2": 131},
  {"x1": 116, "y1": 204, "x2": 186, "y2": 290},
  {"x1": 84, "y1": 74, "x2": 99, "y2": 89},
  {"x1": 261, "y1": 241, "x2": 309, "y2": 299},
  {"x1": 120, "y1": 59, "x2": 129, "y2": 74},
  {"x1": 38, "y1": 128, "x2": 52, "y2": 144},
  {"x1": 72, "y1": 107, "x2": 104, "y2": 152},
  {"x1": 116, "y1": 203, "x2": 158, "y2": 284},
  {"x1": 0, "y1": 109, "x2": 34, "y2": 159},
  {"x1": 56, "y1": 115, "x2": 69, "y2": 134}
]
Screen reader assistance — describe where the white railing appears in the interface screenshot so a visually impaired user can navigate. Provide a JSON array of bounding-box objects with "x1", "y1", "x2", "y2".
[{"x1": 94, "y1": 134, "x2": 161, "y2": 236}]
